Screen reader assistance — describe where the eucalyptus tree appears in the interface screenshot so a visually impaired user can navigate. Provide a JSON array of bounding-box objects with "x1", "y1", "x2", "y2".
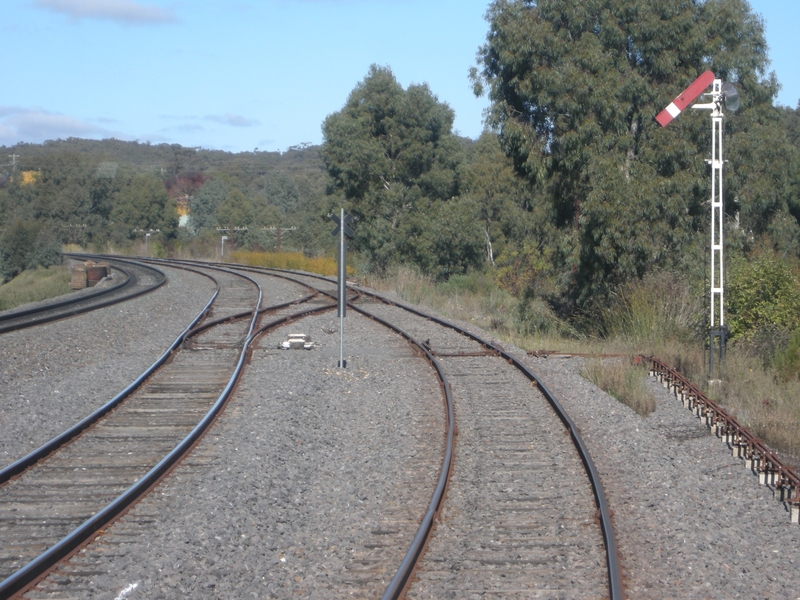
[
  {"x1": 321, "y1": 65, "x2": 480, "y2": 277},
  {"x1": 472, "y1": 0, "x2": 795, "y2": 307},
  {"x1": 109, "y1": 173, "x2": 178, "y2": 242}
]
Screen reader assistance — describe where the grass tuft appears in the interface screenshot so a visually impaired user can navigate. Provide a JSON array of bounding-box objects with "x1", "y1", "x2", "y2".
[
  {"x1": 581, "y1": 359, "x2": 657, "y2": 416},
  {"x1": 0, "y1": 265, "x2": 72, "y2": 311}
]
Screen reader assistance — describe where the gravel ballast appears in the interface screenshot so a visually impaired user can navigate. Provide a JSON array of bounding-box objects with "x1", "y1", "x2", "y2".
[
  {"x1": 10, "y1": 268, "x2": 800, "y2": 598},
  {"x1": 27, "y1": 308, "x2": 445, "y2": 599},
  {"x1": 0, "y1": 265, "x2": 215, "y2": 466},
  {"x1": 528, "y1": 355, "x2": 800, "y2": 598}
]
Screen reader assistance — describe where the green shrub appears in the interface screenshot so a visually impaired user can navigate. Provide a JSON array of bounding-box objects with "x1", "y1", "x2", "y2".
[
  {"x1": 436, "y1": 272, "x2": 497, "y2": 296},
  {"x1": 0, "y1": 219, "x2": 62, "y2": 282},
  {"x1": 773, "y1": 329, "x2": 800, "y2": 381},
  {"x1": 516, "y1": 288, "x2": 572, "y2": 337},
  {"x1": 727, "y1": 252, "x2": 800, "y2": 341}
]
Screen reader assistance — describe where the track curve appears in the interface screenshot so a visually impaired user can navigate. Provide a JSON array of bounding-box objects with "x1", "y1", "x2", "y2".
[
  {"x1": 2, "y1": 258, "x2": 621, "y2": 599},
  {"x1": 0, "y1": 256, "x2": 165, "y2": 335},
  {"x1": 0, "y1": 263, "x2": 265, "y2": 598},
  {"x1": 165, "y1": 261, "x2": 622, "y2": 598}
]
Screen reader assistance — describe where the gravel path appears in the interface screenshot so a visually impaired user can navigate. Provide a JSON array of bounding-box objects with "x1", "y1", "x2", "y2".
[
  {"x1": 0, "y1": 265, "x2": 215, "y2": 466},
  {"x1": 528, "y1": 355, "x2": 800, "y2": 599}
]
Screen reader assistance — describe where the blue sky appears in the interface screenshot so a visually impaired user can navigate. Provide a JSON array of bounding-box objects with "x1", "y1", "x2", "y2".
[{"x1": 1, "y1": 0, "x2": 798, "y2": 153}]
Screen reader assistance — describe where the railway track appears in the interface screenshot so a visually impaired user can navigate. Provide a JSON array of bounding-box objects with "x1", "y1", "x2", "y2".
[
  {"x1": 1, "y1": 258, "x2": 621, "y2": 599},
  {"x1": 0, "y1": 257, "x2": 166, "y2": 335},
  {"x1": 261, "y1": 268, "x2": 620, "y2": 598},
  {"x1": 0, "y1": 263, "x2": 273, "y2": 597}
]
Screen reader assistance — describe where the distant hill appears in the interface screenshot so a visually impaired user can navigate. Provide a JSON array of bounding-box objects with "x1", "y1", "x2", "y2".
[{"x1": 1, "y1": 138, "x2": 326, "y2": 182}]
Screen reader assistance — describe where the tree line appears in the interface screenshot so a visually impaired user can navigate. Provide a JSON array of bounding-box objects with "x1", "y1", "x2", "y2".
[
  {"x1": 0, "y1": 142, "x2": 333, "y2": 280},
  {"x1": 2, "y1": 0, "x2": 799, "y2": 344},
  {"x1": 320, "y1": 0, "x2": 800, "y2": 340}
]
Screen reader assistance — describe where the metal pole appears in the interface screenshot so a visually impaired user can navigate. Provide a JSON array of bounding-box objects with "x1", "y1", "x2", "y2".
[{"x1": 338, "y1": 208, "x2": 346, "y2": 368}]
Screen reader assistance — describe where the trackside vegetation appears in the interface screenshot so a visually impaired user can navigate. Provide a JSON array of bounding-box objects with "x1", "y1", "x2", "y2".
[
  {"x1": 230, "y1": 251, "x2": 345, "y2": 277},
  {"x1": 0, "y1": 265, "x2": 71, "y2": 312}
]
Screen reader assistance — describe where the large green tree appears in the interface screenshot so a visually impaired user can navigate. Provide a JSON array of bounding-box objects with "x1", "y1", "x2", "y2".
[
  {"x1": 473, "y1": 0, "x2": 796, "y2": 308},
  {"x1": 321, "y1": 65, "x2": 478, "y2": 276}
]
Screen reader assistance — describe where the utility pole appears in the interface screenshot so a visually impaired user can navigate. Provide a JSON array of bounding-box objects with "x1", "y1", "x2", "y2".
[
  {"x1": 8, "y1": 154, "x2": 19, "y2": 171},
  {"x1": 262, "y1": 226, "x2": 297, "y2": 253}
]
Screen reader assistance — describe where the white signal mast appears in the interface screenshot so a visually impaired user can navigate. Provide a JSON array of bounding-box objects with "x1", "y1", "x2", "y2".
[{"x1": 657, "y1": 71, "x2": 739, "y2": 379}]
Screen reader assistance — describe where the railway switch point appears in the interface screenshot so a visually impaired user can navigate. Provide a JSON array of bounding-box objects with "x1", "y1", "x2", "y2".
[{"x1": 279, "y1": 333, "x2": 317, "y2": 350}]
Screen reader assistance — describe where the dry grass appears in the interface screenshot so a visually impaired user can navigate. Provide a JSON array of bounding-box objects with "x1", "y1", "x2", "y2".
[
  {"x1": 0, "y1": 264, "x2": 72, "y2": 311},
  {"x1": 230, "y1": 251, "x2": 347, "y2": 277},
  {"x1": 368, "y1": 267, "x2": 800, "y2": 461},
  {"x1": 366, "y1": 268, "x2": 518, "y2": 334},
  {"x1": 581, "y1": 358, "x2": 657, "y2": 416}
]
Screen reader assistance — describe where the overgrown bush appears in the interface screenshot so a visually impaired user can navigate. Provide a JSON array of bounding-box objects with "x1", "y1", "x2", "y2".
[
  {"x1": 437, "y1": 272, "x2": 497, "y2": 297},
  {"x1": 516, "y1": 288, "x2": 574, "y2": 337},
  {"x1": 727, "y1": 251, "x2": 800, "y2": 341},
  {"x1": 601, "y1": 271, "x2": 704, "y2": 348}
]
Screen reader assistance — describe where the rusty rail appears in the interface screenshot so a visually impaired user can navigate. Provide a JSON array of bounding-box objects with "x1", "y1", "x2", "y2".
[{"x1": 648, "y1": 357, "x2": 800, "y2": 522}]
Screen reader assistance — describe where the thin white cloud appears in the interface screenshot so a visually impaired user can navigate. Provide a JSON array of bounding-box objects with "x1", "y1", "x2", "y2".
[
  {"x1": 173, "y1": 123, "x2": 205, "y2": 132},
  {"x1": 0, "y1": 106, "x2": 27, "y2": 118},
  {"x1": 34, "y1": 0, "x2": 178, "y2": 24},
  {"x1": 205, "y1": 113, "x2": 260, "y2": 127},
  {"x1": 0, "y1": 107, "x2": 111, "y2": 146}
]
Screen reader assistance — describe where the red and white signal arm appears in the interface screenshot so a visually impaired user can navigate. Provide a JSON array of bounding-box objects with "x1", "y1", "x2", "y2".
[{"x1": 656, "y1": 70, "x2": 715, "y2": 127}]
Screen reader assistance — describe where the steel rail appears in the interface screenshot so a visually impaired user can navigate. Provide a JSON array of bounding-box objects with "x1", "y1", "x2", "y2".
[
  {"x1": 649, "y1": 357, "x2": 800, "y2": 520},
  {"x1": 342, "y1": 304, "x2": 454, "y2": 600},
  {"x1": 208, "y1": 262, "x2": 454, "y2": 598},
  {"x1": 0, "y1": 257, "x2": 322, "y2": 485},
  {"x1": 0, "y1": 256, "x2": 165, "y2": 335},
  {"x1": 178, "y1": 261, "x2": 455, "y2": 597},
  {"x1": 63, "y1": 258, "x2": 620, "y2": 598},
  {"x1": 353, "y1": 289, "x2": 624, "y2": 600},
  {"x1": 158, "y1": 260, "x2": 622, "y2": 599},
  {"x1": 0, "y1": 268, "x2": 263, "y2": 600},
  {"x1": 113, "y1": 257, "x2": 324, "y2": 337},
  {"x1": 208, "y1": 262, "x2": 620, "y2": 599},
  {"x1": 0, "y1": 263, "x2": 219, "y2": 484}
]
